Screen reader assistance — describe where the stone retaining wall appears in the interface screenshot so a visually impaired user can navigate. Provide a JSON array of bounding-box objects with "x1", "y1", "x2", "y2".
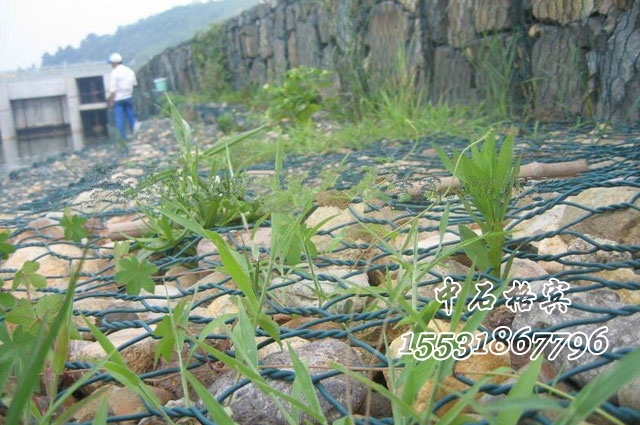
[{"x1": 137, "y1": 0, "x2": 640, "y2": 123}]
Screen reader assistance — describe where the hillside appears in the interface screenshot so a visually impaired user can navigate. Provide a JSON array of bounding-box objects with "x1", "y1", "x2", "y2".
[{"x1": 41, "y1": 0, "x2": 260, "y2": 69}]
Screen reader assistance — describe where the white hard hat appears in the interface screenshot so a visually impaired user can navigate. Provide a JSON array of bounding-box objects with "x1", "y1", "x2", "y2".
[{"x1": 108, "y1": 53, "x2": 123, "y2": 63}]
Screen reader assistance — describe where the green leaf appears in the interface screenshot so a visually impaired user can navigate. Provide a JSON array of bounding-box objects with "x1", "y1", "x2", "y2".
[
  {"x1": 458, "y1": 225, "x2": 491, "y2": 273},
  {"x1": 288, "y1": 343, "x2": 328, "y2": 424},
  {"x1": 0, "y1": 292, "x2": 16, "y2": 310},
  {"x1": 5, "y1": 298, "x2": 38, "y2": 335},
  {"x1": 232, "y1": 301, "x2": 258, "y2": 369},
  {"x1": 257, "y1": 314, "x2": 281, "y2": 345},
  {"x1": 185, "y1": 371, "x2": 236, "y2": 425},
  {"x1": 12, "y1": 260, "x2": 47, "y2": 290},
  {"x1": 60, "y1": 208, "x2": 89, "y2": 242},
  {"x1": 113, "y1": 241, "x2": 131, "y2": 273},
  {"x1": 497, "y1": 355, "x2": 544, "y2": 425},
  {"x1": 115, "y1": 256, "x2": 158, "y2": 295},
  {"x1": 6, "y1": 260, "x2": 78, "y2": 425},
  {"x1": 153, "y1": 300, "x2": 189, "y2": 365},
  {"x1": 556, "y1": 348, "x2": 640, "y2": 425},
  {"x1": 0, "y1": 231, "x2": 15, "y2": 260},
  {"x1": 94, "y1": 398, "x2": 109, "y2": 425},
  {"x1": 156, "y1": 208, "x2": 258, "y2": 309}
]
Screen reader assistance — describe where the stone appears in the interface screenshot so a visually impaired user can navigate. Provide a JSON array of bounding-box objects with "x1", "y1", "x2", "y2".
[
  {"x1": 259, "y1": 19, "x2": 272, "y2": 58},
  {"x1": 270, "y1": 266, "x2": 370, "y2": 313},
  {"x1": 398, "y1": 0, "x2": 418, "y2": 13},
  {"x1": 205, "y1": 339, "x2": 367, "y2": 425},
  {"x1": 12, "y1": 217, "x2": 65, "y2": 242},
  {"x1": 70, "y1": 327, "x2": 157, "y2": 375},
  {"x1": 249, "y1": 59, "x2": 267, "y2": 86},
  {"x1": 293, "y1": 18, "x2": 322, "y2": 68},
  {"x1": 365, "y1": 1, "x2": 411, "y2": 82},
  {"x1": 577, "y1": 268, "x2": 640, "y2": 305},
  {"x1": 532, "y1": 0, "x2": 596, "y2": 24},
  {"x1": 305, "y1": 203, "x2": 366, "y2": 234},
  {"x1": 619, "y1": 377, "x2": 640, "y2": 411},
  {"x1": 505, "y1": 258, "x2": 550, "y2": 282},
  {"x1": 423, "y1": 0, "x2": 449, "y2": 44},
  {"x1": 537, "y1": 235, "x2": 569, "y2": 273},
  {"x1": 532, "y1": 25, "x2": 588, "y2": 120},
  {"x1": 448, "y1": 0, "x2": 475, "y2": 48},
  {"x1": 511, "y1": 282, "x2": 640, "y2": 404},
  {"x1": 560, "y1": 186, "x2": 640, "y2": 245},
  {"x1": 508, "y1": 203, "x2": 566, "y2": 244},
  {"x1": 386, "y1": 319, "x2": 510, "y2": 415},
  {"x1": 70, "y1": 384, "x2": 173, "y2": 423},
  {"x1": 164, "y1": 265, "x2": 200, "y2": 288},
  {"x1": 196, "y1": 237, "x2": 220, "y2": 269},
  {"x1": 241, "y1": 24, "x2": 261, "y2": 58},
  {"x1": 227, "y1": 227, "x2": 272, "y2": 254},
  {"x1": 72, "y1": 188, "x2": 129, "y2": 214},
  {"x1": 280, "y1": 316, "x2": 344, "y2": 340},
  {"x1": 564, "y1": 236, "x2": 633, "y2": 266},
  {"x1": 433, "y1": 46, "x2": 476, "y2": 104},
  {"x1": 0, "y1": 243, "x2": 97, "y2": 289},
  {"x1": 474, "y1": 0, "x2": 514, "y2": 32},
  {"x1": 138, "y1": 285, "x2": 185, "y2": 321},
  {"x1": 355, "y1": 390, "x2": 393, "y2": 418},
  {"x1": 287, "y1": 31, "x2": 298, "y2": 68},
  {"x1": 205, "y1": 294, "x2": 239, "y2": 321},
  {"x1": 316, "y1": 5, "x2": 335, "y2": 44},
  {"x1": 255, "y1": 336, "x2": 311, "y2": 359},
  {"x1": 596, "y1": 12, "x2": 640, "y2": 122}
]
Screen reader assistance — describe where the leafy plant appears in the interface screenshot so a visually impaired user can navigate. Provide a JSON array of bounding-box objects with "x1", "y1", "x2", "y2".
[
  {"x1": 60, "y1": 207, "x2": 88, "y2": 243},
  {"x1": 257, "y1": 66, "x2": 333, "y2": 125},
  {"x1": 11, "y1": 261, "x2": 46, "y2": 291},
  {"x1": 132, "y1": 96, "x2": 263, "y2": 251},
  {"x1": 0, "y1": 231, "x2": 15, "y2": 260},
  {"x1": 115, "y1": 256, "x2": 159, "y2": 295},
  {"x1": 435, "y1": 130, "x2": 521, "y2": 280}
]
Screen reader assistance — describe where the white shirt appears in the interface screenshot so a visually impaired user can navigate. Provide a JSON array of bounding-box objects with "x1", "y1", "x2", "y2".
[{"x1": 109, "y1": 64, "x2": 137, "y2": 101}]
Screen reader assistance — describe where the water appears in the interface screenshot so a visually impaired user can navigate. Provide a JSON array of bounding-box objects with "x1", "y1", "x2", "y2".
[{"x1": 0, "y1": 131, "x2": 110, "y2": 179}]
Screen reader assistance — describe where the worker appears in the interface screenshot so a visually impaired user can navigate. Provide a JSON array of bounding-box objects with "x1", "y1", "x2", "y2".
[{"x1": 107, "y1": 53, "x2": 137, "y2": 141}]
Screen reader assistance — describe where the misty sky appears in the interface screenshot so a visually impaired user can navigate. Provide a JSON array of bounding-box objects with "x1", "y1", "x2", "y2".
[{"x1": 0, "y1": 0, "x2": 201, "y2": 71}]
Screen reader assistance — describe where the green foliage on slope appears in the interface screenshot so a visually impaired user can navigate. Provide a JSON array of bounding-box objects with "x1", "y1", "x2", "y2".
[{"x1": 40, "y1": 0, "x2": 259, "y2": 69}]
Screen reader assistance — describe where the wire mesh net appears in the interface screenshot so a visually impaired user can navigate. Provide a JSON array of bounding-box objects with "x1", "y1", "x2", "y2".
[{"x1": 1, "y1": 122, "x2": 639, "y2": 424}]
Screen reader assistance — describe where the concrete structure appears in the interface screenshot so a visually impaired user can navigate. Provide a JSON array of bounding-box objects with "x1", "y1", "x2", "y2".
[{"x1": 0, "y1": 62, "x2": 111, "y2": 166}]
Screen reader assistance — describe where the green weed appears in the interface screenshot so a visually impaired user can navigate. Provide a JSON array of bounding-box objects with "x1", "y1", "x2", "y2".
[{"x1": 434, "y1": 130, "x2": 521, "y2": 281}]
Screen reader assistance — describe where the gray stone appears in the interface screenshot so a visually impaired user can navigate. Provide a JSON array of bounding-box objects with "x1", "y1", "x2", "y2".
[
  {"x1": 512, "y1": 282, "x2": 640, "y2": 404},
  {"x1": 294, "y1": 18, "x2": 322, "y2": 68},
  {"x1": 317, "y1": 4, "x2": 335, "y2": 44},
  {"x1": 259, "y1": 19, "x2": 272, "y2": 58},
  {"x1": 532, "y1": 0, "x2": 596, "y2": 24},
  {"x1": 532, "y1": 25, "x2": 588, "y2": 119},
  {"x1": 398, "y1": 0, "x2": 419, "y2": 13},
  {"x1": 206, "y1": 339, "x2": 367, "y2": 425},
  {"x1": 560, "y1": 186, "x2": 640, "y2": 246},
  {"x1": 273, "y1": 4, "x2": 287, "y2": 39},
  {"x1": 271, "y1": 38, "x2": 288, "y2": 81},
  {"x1": 474, "y1": 0, "x2": 514, "y2": 32},
  {"x1": 270, "y1": 266, "x2": 370, "y2": 313},
  {"x1": 432, "y1": 46, "x2": 476, "y2": 104},
  {"x1": 249, "y1": 59, "x2": 267, "y2": 86},
  {"x1": 422, "y1": 0, "x2": 449, "y2": 44},
  {"x1": 365, "y1": 2, "x2": 411, "y2": 82},
  {"x1": 596, "y1": 7, "x2": 640, "y2": 122},
  {"x1": 448, "y1": 0, "x2": 475, "y2": 48},
  {"x1": 240, "y1": 24, "x2": 260, "y2": 58},
  {"x1": 287, "y1": 31, "x2": 299, "y2": 67},
  {"x1": 564, "y1": 236, "x2": 633, "y2": 267}
]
